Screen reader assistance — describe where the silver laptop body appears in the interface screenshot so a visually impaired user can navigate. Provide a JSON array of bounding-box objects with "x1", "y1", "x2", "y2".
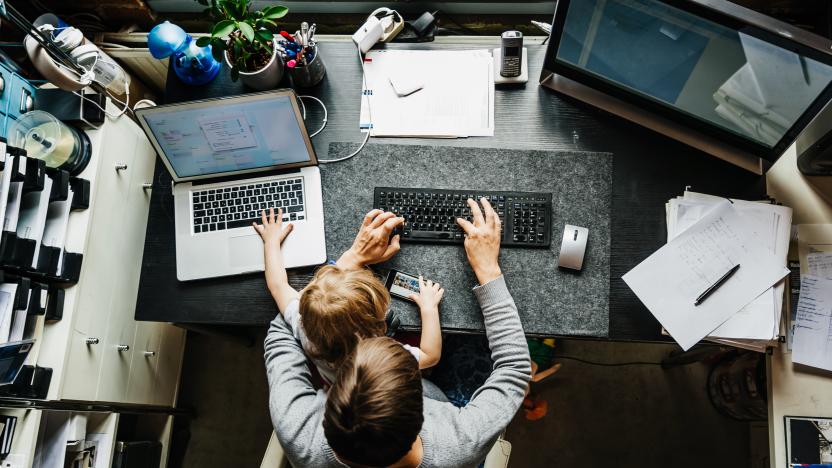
[{"x1": 136, "y1": 90, "x2": 326, "y2": 281}]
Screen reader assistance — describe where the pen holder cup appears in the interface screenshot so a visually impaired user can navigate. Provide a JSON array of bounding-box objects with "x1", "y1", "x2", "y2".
[{"x1": 289, "y1": 46, "x2": 326, "y2": 88}]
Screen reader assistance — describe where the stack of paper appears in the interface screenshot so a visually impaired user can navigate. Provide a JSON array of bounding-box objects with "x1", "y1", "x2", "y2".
[
  {"x1": 664, "y1": 191, "x2": 793, "y2": 351},
  {"x1": 359, "y1": 49, "x2": 495, "y2": 137},
  {"x1": 623, "y1": 194, "x2": 791, "y2": 351}
]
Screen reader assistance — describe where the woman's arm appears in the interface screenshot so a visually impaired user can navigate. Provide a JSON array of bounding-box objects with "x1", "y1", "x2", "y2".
[
  {"x1": 254, "y1": 208, "x2": 300, "y2": 313},
  {"x1": 410, "y1": 276, "x2": 444, "y2": 369}
]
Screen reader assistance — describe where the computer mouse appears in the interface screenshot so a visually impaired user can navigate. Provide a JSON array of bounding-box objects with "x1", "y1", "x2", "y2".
[{"x1": 558, "y1": 224, "x2": 588, "y2": 271}]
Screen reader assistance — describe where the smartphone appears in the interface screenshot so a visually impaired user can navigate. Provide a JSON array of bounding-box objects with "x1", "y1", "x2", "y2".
[{"x1": 384, "y1": 269, "x2": 422, "y2": 302}]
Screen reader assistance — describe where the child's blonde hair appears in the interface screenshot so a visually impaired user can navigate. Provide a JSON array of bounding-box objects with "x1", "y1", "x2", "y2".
[{"x1": 300, "y1": 265, "x2": 389, "y2": 367}]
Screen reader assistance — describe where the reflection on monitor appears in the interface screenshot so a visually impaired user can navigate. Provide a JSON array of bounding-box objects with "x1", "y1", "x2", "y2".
[
  {"x1": 142, "y1": 95, "x2": 312, "y2": 178},
  {"x1": 554, "y1": 0, "x2": 832, "y2": 150}
]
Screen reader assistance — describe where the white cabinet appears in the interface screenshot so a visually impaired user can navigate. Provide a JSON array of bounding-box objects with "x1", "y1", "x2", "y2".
[{"x1": 35, "y1": 104, "x2": 185, "y2": 406}]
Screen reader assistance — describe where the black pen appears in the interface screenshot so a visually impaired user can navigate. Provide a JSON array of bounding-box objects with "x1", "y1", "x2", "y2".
[{"x1": 694, "y1": 264, "x2": 741, "y2": 306}]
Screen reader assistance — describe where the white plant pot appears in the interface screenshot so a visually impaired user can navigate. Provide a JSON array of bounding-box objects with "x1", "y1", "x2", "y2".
[{"x1": 224, "y1": 41, "x2": 283, "y2": 90}]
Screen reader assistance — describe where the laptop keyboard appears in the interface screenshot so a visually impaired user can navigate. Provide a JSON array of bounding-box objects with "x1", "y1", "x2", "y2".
[{"x1": 192, "y1": 178, "x2": 306, "y2": 233}]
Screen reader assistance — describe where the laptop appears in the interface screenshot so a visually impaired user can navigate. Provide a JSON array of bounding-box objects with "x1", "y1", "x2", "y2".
[{"x1": 135, "y1": 90, "x2": 326, "y2": 281}]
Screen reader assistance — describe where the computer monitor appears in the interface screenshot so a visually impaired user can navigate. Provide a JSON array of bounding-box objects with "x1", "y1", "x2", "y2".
[{"x1": 540, "y1": 0, "x2": 832, "y2": 173}]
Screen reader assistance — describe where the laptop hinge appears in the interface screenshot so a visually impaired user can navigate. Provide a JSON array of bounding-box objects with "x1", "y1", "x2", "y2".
[{"x1": 190, "y1": 167, "x2": 304, "y2": 187}]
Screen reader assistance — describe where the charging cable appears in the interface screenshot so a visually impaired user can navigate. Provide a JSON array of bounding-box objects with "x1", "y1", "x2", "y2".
[
  {"x1": 316, "y1": 45, "x2": 372, "y2": 164},
  {"x1": 298, "y1": 95, "x2": 328, "y2": 137}
]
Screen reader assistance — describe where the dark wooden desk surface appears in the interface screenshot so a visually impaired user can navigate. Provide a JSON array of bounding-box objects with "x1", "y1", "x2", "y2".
[{"x1": 135, "y1": 38, "x2": 766, "y2": 340}]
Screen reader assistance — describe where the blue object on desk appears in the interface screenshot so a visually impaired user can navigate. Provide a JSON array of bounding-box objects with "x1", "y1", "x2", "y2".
[{"x1": 149, "y1": 21, "x2": 220, "y2": 86}]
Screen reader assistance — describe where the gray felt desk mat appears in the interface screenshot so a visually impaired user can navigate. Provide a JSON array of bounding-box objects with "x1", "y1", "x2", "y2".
[{"x1": 320, "y1": 142, "x2": 612, "y2": 337}]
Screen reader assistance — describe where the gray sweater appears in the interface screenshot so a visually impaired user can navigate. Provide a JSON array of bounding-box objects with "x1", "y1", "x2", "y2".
[{"x1": 264, "y1": 275, "x2": 532, "y2": 467}]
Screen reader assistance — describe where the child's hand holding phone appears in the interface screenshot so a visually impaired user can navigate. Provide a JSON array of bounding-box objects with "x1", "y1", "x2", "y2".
[{"x1": 409, "y1": 276, "x2": 444, "y2": 314}]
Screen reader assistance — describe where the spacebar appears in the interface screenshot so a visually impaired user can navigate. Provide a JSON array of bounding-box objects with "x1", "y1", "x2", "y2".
[
  {"x1": 409, "y1": 231, "x2": 453, "y2": 240},
  {"x1": 226, "y1": 218, "x2": 259, "y2": 229}
]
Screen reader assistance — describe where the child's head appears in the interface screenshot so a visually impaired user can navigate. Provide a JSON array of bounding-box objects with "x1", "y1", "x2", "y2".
[{"x1": 300, "y1": 265, "x2": 389, "y2": 367}]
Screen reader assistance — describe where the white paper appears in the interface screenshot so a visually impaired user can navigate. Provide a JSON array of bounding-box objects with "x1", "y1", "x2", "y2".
[
  {"x1": 624, "y1": 201, "x2": 789, "y2": 350},
  {"x1": 3, "y1": 182, "x2": 22, "y2": 232},
  {"x1": 0, "y1": 163, "x2": 13, "y2": 233},
  {"x1": 16, "y1": 176, "x2": 53, "y2": 268},
  {"x1": 792, "y1": 275, "x2": 832, "y2": 371},
  {"x1": 8, "y1": 308, "x2": 26, "y2": 343},
  {"x1": 360, "y1": 49, "x2": 495, "y2": 137},
  {"x1": 0, "y1": 285, "x2": 16, "y2": 344},
  {"x1": 807, "y1": 252, "x2": 832, "y2": 279},
  {"x1": 667, "y1": 193, "x2": 792, "y2": 341}
]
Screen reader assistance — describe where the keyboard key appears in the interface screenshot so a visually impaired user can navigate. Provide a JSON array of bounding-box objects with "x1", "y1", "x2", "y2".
[
  {"x1": 287, "y1": 205, "x2": 303, "y2": 213},
  {"x1": 227, "y1": 218, "x2": 257, "y2": 229},
  {"x1": 410, "y1": 231, "x2": 453, "y2": 240}
]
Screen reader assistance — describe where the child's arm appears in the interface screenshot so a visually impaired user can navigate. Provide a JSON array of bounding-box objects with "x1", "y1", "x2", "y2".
[
  {"x1": 409, "y1": 276, "x2": 444, "y2": 369},
  {"x1": 254, "y1": 208, "x2": 300, "y2": 313}
]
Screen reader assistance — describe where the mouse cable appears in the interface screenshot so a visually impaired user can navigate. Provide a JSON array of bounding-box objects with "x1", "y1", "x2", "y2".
[{"x1": 317, "y1": 45, "x2": 372, "y2": 164}]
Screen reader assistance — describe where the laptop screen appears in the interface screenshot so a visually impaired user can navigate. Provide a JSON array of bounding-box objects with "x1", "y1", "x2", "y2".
[{"x1": 138, "y1": 91, "x2": 314, "y2": 180}]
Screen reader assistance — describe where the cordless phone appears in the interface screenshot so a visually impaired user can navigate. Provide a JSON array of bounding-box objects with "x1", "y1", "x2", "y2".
[{"x1": 500, "y1": 31, "x2": 523, "y2": 78}]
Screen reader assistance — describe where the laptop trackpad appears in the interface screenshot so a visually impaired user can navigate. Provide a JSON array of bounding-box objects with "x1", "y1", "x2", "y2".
[{"x1": 228, "y1": 234, "x2": 264, "y2": 267}]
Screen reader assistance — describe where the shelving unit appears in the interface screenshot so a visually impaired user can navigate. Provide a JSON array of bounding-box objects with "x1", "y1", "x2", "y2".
[{"x1": 0, "y1": 96, "x2": 186, "y2": 468}]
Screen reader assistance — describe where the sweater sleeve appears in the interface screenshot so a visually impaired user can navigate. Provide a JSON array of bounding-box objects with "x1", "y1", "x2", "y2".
[
  {"x1": 454, "y1": 275, "x2": 532, "y2": 463},
  {"x1": 263, "y1": 313, "x2": 328, "y2": 466}
]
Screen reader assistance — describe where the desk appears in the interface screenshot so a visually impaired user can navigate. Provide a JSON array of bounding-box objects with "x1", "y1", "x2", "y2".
[
  {"x1": 765, "y1": 144, "x2": 832, "y2": 468},
  {"x1": 135, "y1": 36, "x2": 766, "y2": 340}
]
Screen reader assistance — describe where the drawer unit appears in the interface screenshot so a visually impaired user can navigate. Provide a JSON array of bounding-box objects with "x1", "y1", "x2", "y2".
[{"x1": 7, "y1": 73, "x2": 36, "y2": 119}]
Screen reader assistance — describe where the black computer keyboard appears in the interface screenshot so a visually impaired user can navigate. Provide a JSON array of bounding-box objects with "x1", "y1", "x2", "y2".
[{"x1": 374, "y1": 187, "x2": 552, "y2": 248}]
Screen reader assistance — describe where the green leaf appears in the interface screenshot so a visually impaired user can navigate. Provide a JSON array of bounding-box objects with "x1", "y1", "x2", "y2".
[
  {"x1": 262, "y1": 5, "x2": 288, "y2": 19},
  {"x1": 259, "y1": 19, "x2": 277, "y2": 28},
  {"x1": 211, "y1": 19, "x2": 235, "y2": 38},
  {"x1": 255, "y1": 29, "x2": 273, "y2": 42},
  {"x1": 211, "y1": 44, "x2": 225, "y2": 62},
  {"x1": 238, "y1": 21, "x2": 255, "y2": 41},
  {"x1": 211, "y1": 37, "x2": 226, "y2": 49},
  {"x1": 195, "y1": 36, "x2": 212, "y2": 47},
  {"x1": 233, "y1": 39, "x2": 242, "y2": 59}
]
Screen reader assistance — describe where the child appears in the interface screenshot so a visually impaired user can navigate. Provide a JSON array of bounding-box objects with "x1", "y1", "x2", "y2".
[{"x1": 253, "y1": 208, "x2": 444, "y2": 383}]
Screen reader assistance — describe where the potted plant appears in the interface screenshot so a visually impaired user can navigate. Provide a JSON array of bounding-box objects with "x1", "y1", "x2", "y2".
[{"x1": 195, "y1": 0, "x2": 288, "y2": 89}]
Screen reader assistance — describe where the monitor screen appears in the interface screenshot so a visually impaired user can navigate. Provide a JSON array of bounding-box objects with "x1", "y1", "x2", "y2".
[
  {"x1": 553, "y1": 0, "x2": 832, "y2": 150},
  {"x1": 141, "y1": 94, "x2": 313, "y2": 179}
]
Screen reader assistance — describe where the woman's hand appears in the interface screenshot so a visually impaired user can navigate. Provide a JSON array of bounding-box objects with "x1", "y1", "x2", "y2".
[
  {"x1": 456, "y1": 198, "x2": 502, "y2": 285},
  {"x1": 409, "y1": 276, "x2": 445, "y2": 314},
  {"x1": 253, "y1": 208, "x2": 294, "y2": 248},
  {"x1": 337, "y1": 209, "x2": 404, "y2": 269}
]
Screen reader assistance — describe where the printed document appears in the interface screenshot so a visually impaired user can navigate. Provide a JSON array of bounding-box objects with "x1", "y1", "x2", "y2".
[
  {"x1": 792, "y1": 275, "x2": 832, "y2": 372},
  {"x1": 624, "y1": 201, "x2": 789, "y2": 350}
]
